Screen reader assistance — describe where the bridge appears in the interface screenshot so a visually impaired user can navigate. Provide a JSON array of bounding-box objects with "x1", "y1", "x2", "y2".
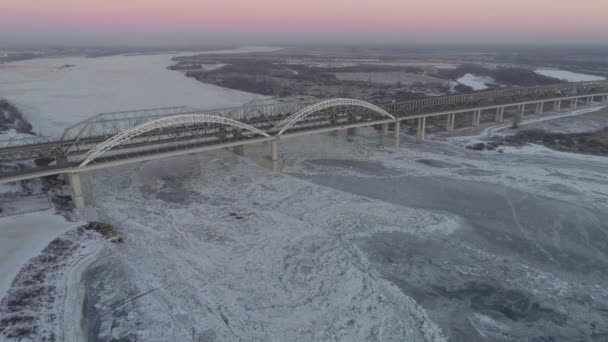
[{"x1": 1, "y1": 80, "x2": 608, "y2": 208}]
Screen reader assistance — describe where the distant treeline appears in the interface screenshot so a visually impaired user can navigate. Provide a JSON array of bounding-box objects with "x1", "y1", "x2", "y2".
[{"x1": 0, "y1": 99, "x2": 33, "y2": 133}]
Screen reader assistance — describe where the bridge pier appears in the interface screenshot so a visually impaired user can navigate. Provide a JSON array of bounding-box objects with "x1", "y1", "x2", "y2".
[
  {"x1": 556, "y1": 100, "x2": 561, "y2": 111},
  {"x1": 416, "y1": 117, "x2": 426, "y2": 142},
  {"x1": 393, "y1": 121, "x2": 400, "y2": 148},
  {"x1": 381, "y1": 123, "x2": 389, "y2": 135},
  {"x1": 65, "y1": 172, "x2": 85, "y2": 209},
  {"x1": 495, "y1": 107, "x2": 504, "y2": 122},
  {"x1": 346, "y1": 127, "x2": 358, "y2": 136},
  {"x1": 446, "y1": 113, "x2": 455, "y2": 131},
  {"x1": 472, "y1": 110, "x2": 481, "y2": 127},
  {"x1": 232, "y1": 145, "x2": 245, "y2": 156},
  {"x1": 573, "y1": 98, "x2": 578, "y2": 108},
  {"x1": 262, "y1": 139, "x2": 279, "y2": 172},
  {"x1": 519, "y1": 104, "x2": 525, "y2": 118},
  {"x1": 536, "y1": 101, "x2": 544, "y2": 114}
]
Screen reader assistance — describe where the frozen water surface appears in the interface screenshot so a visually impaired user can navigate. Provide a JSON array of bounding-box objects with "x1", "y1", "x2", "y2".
[
  {"x1": 67, "y1": 118, "x2": 608, "y2": 341},
  {"x1": 0, "y1": 52, "x2": 265, "y2": 137}
]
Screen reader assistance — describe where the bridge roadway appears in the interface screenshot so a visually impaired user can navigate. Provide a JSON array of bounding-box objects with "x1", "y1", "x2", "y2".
[{"x1": 0, "y1": 81, "x2": 607, "y2": 208}]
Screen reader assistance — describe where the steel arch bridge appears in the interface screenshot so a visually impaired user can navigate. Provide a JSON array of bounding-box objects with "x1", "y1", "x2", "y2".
[
  {"x1": 76, "y1": 98, "x2": 395, "y2": 166},
  {"x1": 78, "y1": 114, "x2": 271, "y2": 167},
  {"x1": 273, "y1": 98, "x2": 396, "y2": 135}
]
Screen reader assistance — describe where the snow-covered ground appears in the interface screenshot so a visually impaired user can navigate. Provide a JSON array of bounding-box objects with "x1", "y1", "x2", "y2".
[
  {"x1": 0, "y1": 49, "x2": 267, "y2": 138},
  {"x1": 0, "y1": 209, "x2": 79, "y2": 298},
  {"x1": 534, "y1": 69, "x2": 606, "y2": 82},
  {"x1": 456, "y1": 73, "x2": 495, "y2": 90}
]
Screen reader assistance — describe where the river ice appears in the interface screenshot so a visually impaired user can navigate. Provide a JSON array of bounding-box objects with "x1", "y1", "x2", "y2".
[
  {"x1": 64, "y1": 111, "x2": 608, "y2": 341},
  {"x1": 0, "y1": 52, "x2": 265, "y2": 138}
]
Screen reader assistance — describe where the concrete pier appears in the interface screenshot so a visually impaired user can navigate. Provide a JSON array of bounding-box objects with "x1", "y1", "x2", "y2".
[
  {"x1": 446, "y1": 113, "x2": 455, "y2": 131},
  {"x1": 232, "y1": 145, "x2": 245, "y2": 156},
  {"x1": 65, "y1": 172, "x2": 85, "y2": 209},
  {"x1": 262, "y1": 140, "x2": 279, "y2": 172},
  {"x1": 393, "y1": 121, "x2": 400, "y2": 148},
  {"x1": 556, "y1": 100, "x2": 561, "y2": 111},
  {"x1": 536, "y1": 102, "x2": 544, "y2": 114},
  {"x1": 346, "y1": 127, "x2": 358, "y2": 136},
  {"x1": 381, "y1": 123, "x2": 389, "y2": 135},
  {"x1": 472, "y1": 110, "x2": 481, "y2": 127},
  {"x1": 495, "y1": 107, "x2": 504, "y2": 122},
  {"x1": 416, "y1": 117, "x2": 426, "y2": 142}
]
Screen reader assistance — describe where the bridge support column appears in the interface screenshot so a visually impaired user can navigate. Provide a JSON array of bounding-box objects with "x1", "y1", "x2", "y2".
[
  {"x1": 573, "y1": 98, "x2": 577, "y2": 108},
  {"x1": 262, "y1": 140, "x2": 279, "y2": 172},
  {"x1": 556, "y1": 100, "x2": 561, "y2": 111},
  {"x1": 446, "y1": 113, "x2": 455, "y2": 131},
  {"x1": 472, "y1": 110, "x2": 481, "y2": 127},
  {"x1": 495, "y1": 107, "x2": 504, "y2": 122},
  {"x1": 381, "y1": 123, "x2": 389, "y2": 135},
  {"x1": 416, "y1": 117, "x2": 426, "y2": 142},
  {"x1": 232, "y1": 145, "x2": 245, "y2": 156},
  {"x1": 393, "y1": 121, "x2": 400, "y2": 148},
  {"x1": 588, "y1": 96, "x2": 593, "y2": 105},
  {"x1": 346, "y1": 127, "x2": 358, "y2": 136},
  {"x1": 65, "y1": 172, "x2": 85, "y2": 209},
  {"x1": 536, "y1": 102, "x2": 544, "y2": 114}
]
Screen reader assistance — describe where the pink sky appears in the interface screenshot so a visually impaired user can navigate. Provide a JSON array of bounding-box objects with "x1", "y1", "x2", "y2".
[{"x1": 2, "y1": 0, "x2": 607, "y2": 44}]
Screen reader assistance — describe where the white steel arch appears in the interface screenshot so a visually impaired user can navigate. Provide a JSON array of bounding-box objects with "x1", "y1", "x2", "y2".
[
  {"x1": 274, "y1": 98, "x2": 395, "y2": 135},
  {"x1": 79, "y1": 114, "x2": 270, "y2": 167}
]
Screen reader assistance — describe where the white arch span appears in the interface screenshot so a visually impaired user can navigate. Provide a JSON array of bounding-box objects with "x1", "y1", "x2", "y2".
[
  {"x1": 79, "y1": 114, "x2": 270, "y2": 167},
  {"x1": 274, "y1": 98, "x2": 395, "y2": 135}
]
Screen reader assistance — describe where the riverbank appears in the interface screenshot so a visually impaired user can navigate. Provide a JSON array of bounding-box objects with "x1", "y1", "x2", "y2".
[{"x1": 0, "y1": 223, "x2": 114, "y2": 341}]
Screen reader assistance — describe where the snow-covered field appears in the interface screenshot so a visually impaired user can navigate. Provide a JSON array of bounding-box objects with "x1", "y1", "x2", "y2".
[
  {"x1": 456, "y1": 73, "x2": 495, "y2": 90},
  {"x1": 0, "y1": 50, "x2": 267, "y2": 138},
  {"x1": 534, "y1": 69, "x2": 606, "y2": 82}
]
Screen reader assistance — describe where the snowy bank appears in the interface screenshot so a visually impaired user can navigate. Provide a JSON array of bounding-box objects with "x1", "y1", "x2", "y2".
[
  {"x1": 456, "y1": 73, "x2": 495, "y2": 90},
  {"x1": 534, "y1": 69, "x2": 605, "y2": 82}
]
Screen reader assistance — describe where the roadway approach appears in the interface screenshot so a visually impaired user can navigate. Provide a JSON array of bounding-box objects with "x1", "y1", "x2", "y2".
[{"x1": 1, "y1": 80, "x2": 608, "y2": 208}]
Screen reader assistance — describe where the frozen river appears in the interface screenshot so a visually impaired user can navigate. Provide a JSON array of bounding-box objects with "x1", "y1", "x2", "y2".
[
  {"x1": 1, "y1": 51, "x2": 608, "y2": 341},
  {"x1": 71, "y1": 112, "x2": 608, "y2": 341},
  {"x1": 0, "y1": 50, "x2": 267, "y2": 138}
]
